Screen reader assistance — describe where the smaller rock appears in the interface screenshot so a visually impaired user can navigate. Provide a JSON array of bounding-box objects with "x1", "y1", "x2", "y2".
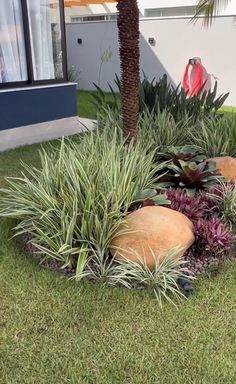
[{"x1": 208, "y1": 156, "x2": 236, "y2": 181}]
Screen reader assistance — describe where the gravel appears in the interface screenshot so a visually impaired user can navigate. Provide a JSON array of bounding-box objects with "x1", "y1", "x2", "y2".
[{"x1": 21, "y1": 234, "x2": 231, "y2": 280}]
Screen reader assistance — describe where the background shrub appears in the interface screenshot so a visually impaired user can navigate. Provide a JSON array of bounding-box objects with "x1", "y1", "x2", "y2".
[
  {"x1": 138, "y1": 111, "x2": 191, "y2": 151},
  {"x1": 190, "y1": 114, "x2": 236, "y2": 157},
  {"x1": 137, "y1": 74, "x2": 228, "y2": 121},
  {"x1": 92, "y1": 73, "x2": 229, "y2": 122}
]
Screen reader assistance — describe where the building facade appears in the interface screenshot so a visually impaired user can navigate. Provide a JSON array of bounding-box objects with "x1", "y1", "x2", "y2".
[
  {"x1": 64, "y1": 0, "x2": 236, "y2": 23},
  {"x1": 66, "y1": 1, "x2": 236, "y2": 106},
  {"x1": 0, "y1": 0, "x2": 76, "y2": 134}
]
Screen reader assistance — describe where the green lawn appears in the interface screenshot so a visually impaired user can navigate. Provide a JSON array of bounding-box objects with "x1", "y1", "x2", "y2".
[
  {"x1": 77, "y1": 90, "x2": 117, "y2": 119},
  {"x1": 221, "y1": 105, "x2": 236, "y2": 113},
  {"x1": 1, "y1": 144, "x2": 236, "y2": 383}
]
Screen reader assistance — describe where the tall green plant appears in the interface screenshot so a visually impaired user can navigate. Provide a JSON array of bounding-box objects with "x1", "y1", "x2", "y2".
[{"x1": 98, "y1": 47, "x2": 113, "y2": 87}]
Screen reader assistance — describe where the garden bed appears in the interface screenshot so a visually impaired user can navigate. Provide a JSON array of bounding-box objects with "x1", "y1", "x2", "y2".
[{"x1": 1, "y1": 109, "x2": 236, "y2": 304}]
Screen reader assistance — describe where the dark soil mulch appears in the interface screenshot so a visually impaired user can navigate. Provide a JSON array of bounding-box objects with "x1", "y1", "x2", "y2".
[{"x1": 20, "y1": 234, "x2": 231, "y2": 281}]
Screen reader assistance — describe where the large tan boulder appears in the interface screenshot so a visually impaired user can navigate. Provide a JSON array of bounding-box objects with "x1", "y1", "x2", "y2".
[
  {"x1": 110, "y1": 206, "x2": 194, "y2": 271},
  {"x1": 208, "y1": 156, "x2": 236, "y2": 181}
]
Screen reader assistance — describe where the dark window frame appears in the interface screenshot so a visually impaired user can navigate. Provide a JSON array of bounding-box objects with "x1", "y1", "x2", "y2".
[{"x1": 0, "y1": 0, "x2": 68, "y2": 89}]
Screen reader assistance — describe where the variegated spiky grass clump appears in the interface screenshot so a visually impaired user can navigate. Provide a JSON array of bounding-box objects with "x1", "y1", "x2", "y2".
[
  {"x1": 0, "y1": 126, "x2": 164, "y2": 273},
  {"x1": 207, "y1": 182, "x2": 236, "y2": 229},
  {"x1": 109, "y1": 247, "x2": 192, "y2": 306}
]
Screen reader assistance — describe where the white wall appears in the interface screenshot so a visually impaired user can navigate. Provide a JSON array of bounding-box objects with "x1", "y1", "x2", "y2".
[
  {"x1": 138, "y1": 0, "x2": 236, "y2": 16},
  {"x1": 66, "y1": 16, "x2": 236, "y2": 105}
]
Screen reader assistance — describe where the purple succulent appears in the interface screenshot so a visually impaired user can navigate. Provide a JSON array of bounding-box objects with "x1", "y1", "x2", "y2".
[
  {"x1": 164, "y1": 188, "x2": 233, "y2": 258},
  {"x1": 165, "y1": 189, "x2": 211, "y2": 222},
  {"x1": 194, "y1": 217, "x2": 233, "y2": 255}
]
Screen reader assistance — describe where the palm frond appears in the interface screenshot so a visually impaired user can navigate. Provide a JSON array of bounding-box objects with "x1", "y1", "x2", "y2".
[{"x1": 195, "y1": 0, "x2": 231, "y2": 26}]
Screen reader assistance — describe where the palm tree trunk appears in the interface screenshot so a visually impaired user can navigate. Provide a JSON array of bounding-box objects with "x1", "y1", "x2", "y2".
[{"x1": 117, "y1": 0, "x2": 140, "y2": 143}]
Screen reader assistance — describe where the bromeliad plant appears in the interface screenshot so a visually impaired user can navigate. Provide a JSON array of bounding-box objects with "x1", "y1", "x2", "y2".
[{"x1": 157, "y1": 145, "x2": 222, "y2": 192}]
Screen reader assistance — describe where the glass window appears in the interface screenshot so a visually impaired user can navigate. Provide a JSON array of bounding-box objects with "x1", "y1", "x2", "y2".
[
  {"x1": 27, "y1": 0, "x2": 64, "y2": 80},
  {"x1": 71, "y1": 14, "x2": 117, "y2": 23},
  {"x1": 0, "y1": 0, "x2": 28, "y2": 83},
  {"x1": 145, "y1": 6, "x2": 198, "y2": 18}
]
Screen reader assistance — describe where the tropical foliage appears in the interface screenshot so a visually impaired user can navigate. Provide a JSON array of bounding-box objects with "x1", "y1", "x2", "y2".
[
  {"x1": 195, "y1": 0, "x2": 231, "y2": 26},
  {"x1": 0, "y1": 127, "x2": 164, "y2": 268},
  {"x1": 1, "y1": 102, "x2": 236, "y2": 303},
  {"x1": 92, "y1": 74, "x2": 228, "y2": 122}
]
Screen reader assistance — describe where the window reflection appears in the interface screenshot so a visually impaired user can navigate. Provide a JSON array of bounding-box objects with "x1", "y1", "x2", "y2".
[
  {"x1": 0, "y1": 0, "x2": 27, "y2": 83},
  {"x1": 27, "y1": 0, "x2": 64, "y2": 80}
]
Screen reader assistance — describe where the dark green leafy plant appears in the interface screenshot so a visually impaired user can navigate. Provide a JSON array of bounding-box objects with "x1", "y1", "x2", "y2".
[
  {"x1": 132, "y1": 187, "x2": 170, "y2": 208},
  {"x1": 91, "y1": 82, "x2": 121, "y2": 112},
  {"x1": 138, "y1": 74, "x2": 229, "y2": 121},
  {"x1": 92, "y1": 73, "x2": 229, "y2": 121}
]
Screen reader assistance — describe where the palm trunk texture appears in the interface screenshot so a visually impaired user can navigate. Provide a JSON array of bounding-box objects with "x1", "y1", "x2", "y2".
[{"x1": 117, "y1": 0, "x2": 140, "y2": 143}]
